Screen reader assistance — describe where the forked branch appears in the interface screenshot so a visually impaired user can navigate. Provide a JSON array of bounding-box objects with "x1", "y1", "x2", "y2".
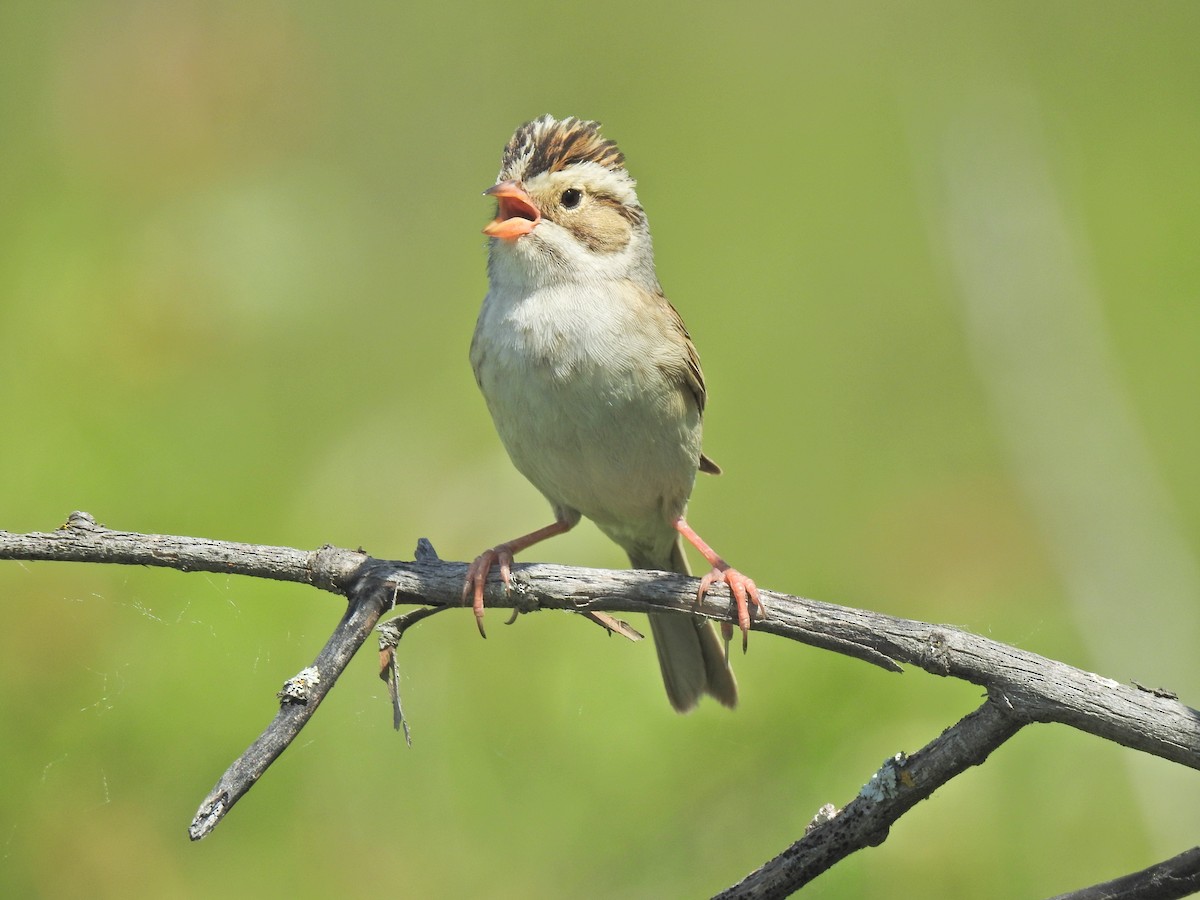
[{"x1": 3, "y1": 512, "x2": 1197, "y2": 897}]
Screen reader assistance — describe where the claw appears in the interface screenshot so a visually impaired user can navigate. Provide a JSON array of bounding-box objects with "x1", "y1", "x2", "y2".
[
  {"x1": 461, "y1": 520, "x2": 574, "y2": 638},
  {"x1": 462, "y1": 545, "x2": 516, "y2": 638},
  {"x1": 672, "y1": 516, "x2": 767, "y2": 652},
  {"x1": 697, "y1": 565, "x2": 767, "y2": 653}
]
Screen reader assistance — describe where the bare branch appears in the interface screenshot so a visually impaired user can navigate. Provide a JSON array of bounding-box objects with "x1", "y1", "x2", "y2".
[
  {"x1": 4, "y1": 513, "x2": 1197, "y2": 773},
  {"x1": 4, "y1": 512, "x2": 1198, "y2": 892},
  {"x1": 369, "y1": 558, "x2": 1200, "y2": 771},
  {"x1": 189, "y1": 587, "x2": 386, "y2": 839},
  {"x1": 716, "y1": 696, "x2": 1024, "y2": 898},
  {"x1": 1048, "y1": 845, "x2": 1200, "y2": 900},
  {"x1": 1, "y1": 511, "x2": 366, "y2": 593}
]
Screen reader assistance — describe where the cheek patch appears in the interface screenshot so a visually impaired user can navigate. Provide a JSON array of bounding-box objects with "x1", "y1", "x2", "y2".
[{"x1": 574, "y1": 202, "x2": 634, "y2": 254}]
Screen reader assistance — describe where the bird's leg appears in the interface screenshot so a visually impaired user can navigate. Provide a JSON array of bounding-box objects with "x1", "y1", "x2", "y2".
[
  {"x1": 673, "y1": 516, "x2": 767, "y2": 652},
  {"x1": 463, "y1": 519, "x2": 574, "y2": 637}
]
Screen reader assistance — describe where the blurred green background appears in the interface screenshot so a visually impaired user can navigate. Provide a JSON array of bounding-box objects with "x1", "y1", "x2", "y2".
[{"x1": 2, "y1": 2, "x2": 1197, "y2": 897}]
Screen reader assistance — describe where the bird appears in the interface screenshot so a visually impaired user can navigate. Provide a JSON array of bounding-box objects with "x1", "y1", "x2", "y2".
[{"x1": 465, "y1": 115, "x2": 765, "y2": 712}]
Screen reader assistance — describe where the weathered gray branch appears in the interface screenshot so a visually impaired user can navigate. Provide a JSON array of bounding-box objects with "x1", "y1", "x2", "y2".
[
  {"x1": 189, "y1": 590, "x2": 384, "y2": 838},
  {"x1": 1049, "y1": 845, "x2": 1200, "y2": 900},
  {"x1": 0, "y1": 510, "x2": 366, "y2": 590},
  {"x1": 716, "y1": 696, "x2": 1024, "y2": 898},
  {"x1": 3, "y1": 512, "x2": 1197, "y2": 895}
]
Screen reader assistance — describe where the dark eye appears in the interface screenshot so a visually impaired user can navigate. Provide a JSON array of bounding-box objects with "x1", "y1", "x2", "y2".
[{"x1": 560, "y1": 188, "x2": 583, "y2": 209}]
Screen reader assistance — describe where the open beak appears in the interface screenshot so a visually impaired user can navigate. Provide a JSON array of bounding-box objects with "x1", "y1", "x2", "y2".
[{"x1": 482, "y1": 180, "x2": 540, "y2": 240}]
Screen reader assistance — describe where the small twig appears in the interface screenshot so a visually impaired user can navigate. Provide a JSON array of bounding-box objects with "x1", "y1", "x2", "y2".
[
  {"x1": 575, "y1": 609, "x2": 645, "y2": 640},
  {"x1": 1047, "y1": 845, "x2": 1200, "y2": 900},
  {"x1": 378, "y1": 605, "x2": 448, "y2": 743},
  {"x1": 188, "y1": 588, "x2": 386, "y2": 840},
  {"x1": 715, "y1": 695, "x2": 1024, "y2": 898}
]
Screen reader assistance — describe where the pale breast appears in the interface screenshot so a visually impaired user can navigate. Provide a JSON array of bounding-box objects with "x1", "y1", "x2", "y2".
[{"x1": 471, "y1": 280, "x2": 702, "y2": 553}]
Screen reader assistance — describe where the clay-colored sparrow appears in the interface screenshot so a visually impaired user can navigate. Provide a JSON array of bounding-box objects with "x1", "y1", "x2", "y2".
[{"x1": 466, "y1": 115, "x2": 764, "y2": 712}]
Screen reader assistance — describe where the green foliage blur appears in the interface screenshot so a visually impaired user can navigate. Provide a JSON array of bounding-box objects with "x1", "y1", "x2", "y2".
[{"x1": 2, "y1": 2, "x2": 1197, "y2": 897}]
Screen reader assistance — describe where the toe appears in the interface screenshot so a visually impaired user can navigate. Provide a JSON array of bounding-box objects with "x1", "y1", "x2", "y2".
[{"x1": 463, "y1": 549, "x2": 501, "y2": 639}]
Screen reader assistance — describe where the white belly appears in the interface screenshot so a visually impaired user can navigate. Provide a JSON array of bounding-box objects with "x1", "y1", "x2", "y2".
[{"x1": 472, "y1": 281, "x2": 701, "y2": 559}]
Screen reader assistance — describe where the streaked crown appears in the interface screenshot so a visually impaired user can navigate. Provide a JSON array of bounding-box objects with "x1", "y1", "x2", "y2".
[{"x1": 497, "y1": 115, "x2": 627, "y2": 184}]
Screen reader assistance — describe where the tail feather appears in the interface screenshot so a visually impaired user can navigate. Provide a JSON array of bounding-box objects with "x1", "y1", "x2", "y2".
[{"x1": 634, "y1": 538, "x2": 738, "y2": 712}]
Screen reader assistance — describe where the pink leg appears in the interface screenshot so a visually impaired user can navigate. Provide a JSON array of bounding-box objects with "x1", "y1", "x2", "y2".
[
  {"x1": 463, "y1": 519, "x2": 573, "y2": 637},
  {"x1": 673, "y1": 516, "x2": 767, "y2": 652}
]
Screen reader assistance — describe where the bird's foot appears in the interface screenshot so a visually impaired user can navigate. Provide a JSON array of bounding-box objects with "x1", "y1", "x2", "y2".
[
  {"x1": 460, "y1": 520, "x2": 579, "y2": 637},
  {"x1": 462, "y1": 545, "x2": 516, "y2": 638},
  {"x1": 697, "y1": 565, "x2": 767, "y2": 653}
]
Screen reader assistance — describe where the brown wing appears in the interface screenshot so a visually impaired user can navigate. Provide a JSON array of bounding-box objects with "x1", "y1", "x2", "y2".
[
  {"x1": 656, "y1": 290, "x2": 722, "y2": 476},
  {"x1": 659, "y1": 293, "x2": 707, "y2": 414}
]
